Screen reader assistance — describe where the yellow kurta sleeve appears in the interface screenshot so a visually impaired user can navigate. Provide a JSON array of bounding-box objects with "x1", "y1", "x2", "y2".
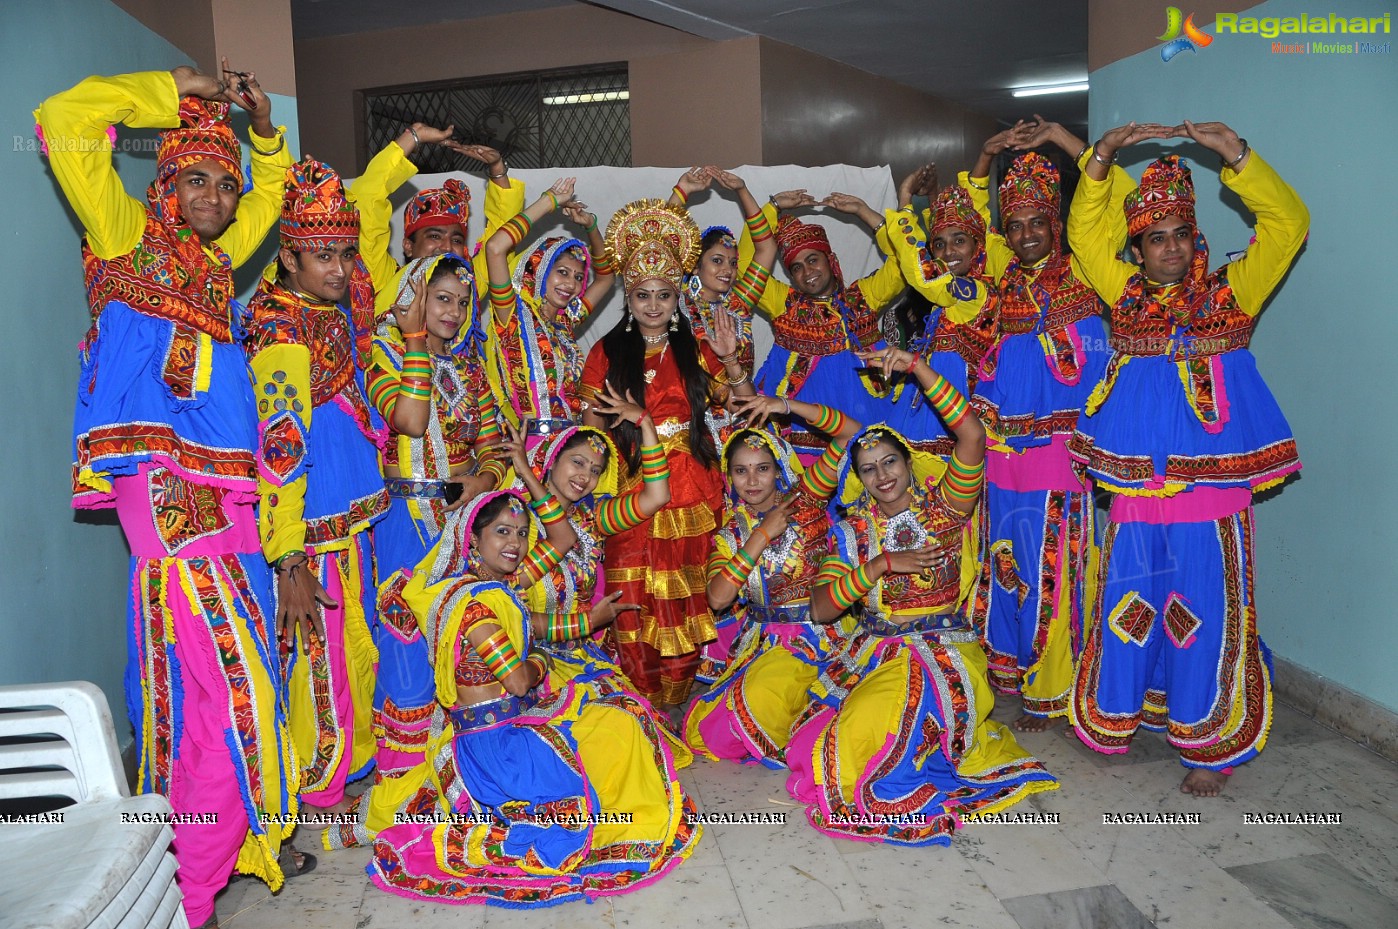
[
  {"x1": 1065, "y1": 170, "x2": 1136, "y2": 306},
  {"x1": 851, "y1": 252, "x2": 908, "y2": 311},
  {"x1": 959, "y1": 171, "x2": 1015, "y2": 282},
  {"x1": 250, "y1": 342, "x2": 313, "y2": 560},
  {"x1": 1064, "y1": 147, "x2": 1134, "y2": 294},
  {"x1": 346, "y1": 141, "x2": 418, "y2": 295},
  {"x1": 884, "y1": 208, "x2": 985, "y2": 324},
  {"x1": 753, "y1": 203, "x2": 789, "y2": 320},
  {"x1": 1217, "y1": 152, "x2": 1309, "y2": 317},
  {"x1": 35, "y1": 71, "x2": 179, "y2": 260},
  {"x1": 217, "y1": 124, "x2": 292, "y2": 269},
  {"x1": 473, "y1": 177, "x2": 526, "y2": 289}
]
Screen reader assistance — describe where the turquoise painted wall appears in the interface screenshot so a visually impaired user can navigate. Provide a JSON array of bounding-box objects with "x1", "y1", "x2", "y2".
[
  {"x1": 1087, "y1": 0, "x2": 1397, "y2": 710},
  {"x1": 0, "y1": 0, "x2": 298, "y2": 740}
]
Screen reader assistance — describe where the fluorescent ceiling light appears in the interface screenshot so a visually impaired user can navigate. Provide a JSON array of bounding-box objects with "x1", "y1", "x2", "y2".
[
  {"x1": 1012, "y1": 81, "x2": 1089, "y2": 98},
  {"x1": 543, "y1": 90, "x2": 630, "y2": 105}
]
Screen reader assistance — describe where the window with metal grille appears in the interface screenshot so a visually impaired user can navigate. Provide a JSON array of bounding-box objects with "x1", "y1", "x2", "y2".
[{"x1": 361, "y1": 64, "x2": 631, "y2": 173}]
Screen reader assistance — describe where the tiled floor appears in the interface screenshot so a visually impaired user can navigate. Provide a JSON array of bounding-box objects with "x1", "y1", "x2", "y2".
[{"x1": 212, "y1": 700, "x2": 1398, "y2": 929}]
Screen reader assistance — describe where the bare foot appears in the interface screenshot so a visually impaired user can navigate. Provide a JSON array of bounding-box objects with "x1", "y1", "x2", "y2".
[
  {"x1": 300, "y1": 796, "x2": 355, "y2": 828},
  {"x1": 1180, "y1": 768, "x2": 1229, "y2": 797},
  {"x1": 1012, "y1": 713, "x2": 1056, "y2": 733}
]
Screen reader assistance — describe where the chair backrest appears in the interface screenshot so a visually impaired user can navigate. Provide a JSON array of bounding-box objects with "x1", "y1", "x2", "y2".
[{"x1": 0, "y1": 681, "x2": 128, "y2": 803}]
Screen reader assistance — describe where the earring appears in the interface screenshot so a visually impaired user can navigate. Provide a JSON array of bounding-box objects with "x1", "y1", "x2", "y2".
[
  {"x1": 670, "y1": 312, "x2": 679, "y2": 332},
  {"x1": 624, "y1": 310, "x2": 633, "y2": 333}
]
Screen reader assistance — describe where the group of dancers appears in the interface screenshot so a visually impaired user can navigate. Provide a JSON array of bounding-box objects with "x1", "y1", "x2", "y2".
[{"x1": 37, "y1": 61, "x2": 1308, "y2": 927}]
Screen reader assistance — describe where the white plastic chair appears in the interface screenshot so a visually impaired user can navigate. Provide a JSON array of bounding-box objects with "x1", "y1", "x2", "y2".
[{"x1": 0, "y1": 681, "x2": 190, "y2": 929}]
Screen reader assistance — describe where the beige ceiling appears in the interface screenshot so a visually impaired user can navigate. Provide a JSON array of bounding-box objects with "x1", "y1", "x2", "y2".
[{"x1": 290, "y1": 0, "x2": 1088, "y2": 129}]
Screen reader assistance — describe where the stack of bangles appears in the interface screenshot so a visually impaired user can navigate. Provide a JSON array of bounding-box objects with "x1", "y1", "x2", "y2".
[
  {"x1": 717, "y1": 547, "x2": 757, "y2": 587},
  {"x1": 640, "y1": 442, "x2": 667, "y2": 483},
  {"x1": 922, "y1": 375, "x2": 971, "y2": 429},
  {"x1": 744, "y1": 209, "x2": 773, "y2": 243},
  {"x1": 672, "y1": 185, "x2": 689, "y2": 205},
  {"x1": 807, "y1": 406, "x2": 847, "y2": 436},
  {"x1": 501, "y1": 212, "x2": 531, "y2": 247},
  {"x1": 530, "y1": 493, "x2": 567, "y2": 525},
  {"x1": 477, "y1": 628, "x2": 521, "y2": 679},
  {"x1": 591, "y1": 248, "x2": 616, "y2": 276},
  {"x1": 488, "y1": 281, "x2": 515, "y2": 312},
  {"x1": 525, "y1": 650, "x2": 550, "y2": 681},
  {"x1": 720, "y1": 353, "x2": 751, "y2": 386},
  {"x1": 545, "y1": 612, "x2": 587, "y2": 641},
  {"x1": 400, "y1": 350, "x2": 432, "y2": 401},
  {"x1": 941, "y1": 454, "x2": 983, "y2": 507},
  {"x1": 825, "y1": 562, "x2": 877, "y2": 612}
]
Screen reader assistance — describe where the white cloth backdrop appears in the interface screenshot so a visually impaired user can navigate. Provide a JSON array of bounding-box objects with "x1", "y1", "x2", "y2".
[{"x1": 351, "y1": 164, "x2": 900, "y2": 365}]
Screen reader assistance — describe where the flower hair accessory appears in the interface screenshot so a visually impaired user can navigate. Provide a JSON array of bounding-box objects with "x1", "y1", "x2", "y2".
[{"x1": 605, "y1": 198, "x2": 701, "y2": 293}]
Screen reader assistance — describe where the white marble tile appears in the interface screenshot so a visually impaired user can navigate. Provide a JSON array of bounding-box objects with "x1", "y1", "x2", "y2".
[
  {"x1": 845, "y1": 841, "x2": 1020, "y2": 929},
  {"x1": 354, "y1": 889, "x2": 488, "y2": 929},
  {"x1": 483, "y1": 896, "x2": 615, "y2": 929},
  {"x1": 1226, "y1": 853, "x2": 1398, "y2": 929},
  {"x1": 682, "y1": 821, "x2": 726, "y2": 868},
  {"x1": 610, "y1": 865, "x2": 746, "y2": 929},
  {"x1": 218, "y1": 858, "x2": 369, "y2": 929},
  {"x1": 710, "y1": 816, "x2": 875, "y2": 929},
  {"x1": 1085, "y1": 822, "x2": 1295, "y2": 929},
  {"x1": 1268, "y1": 701, "x2": 1346, "y2": 749},
  {"x1": 956, "y1": 812, "x2": 1109, "y2": 899},
  {"x1": 687, "y1": 755, "x2": 800, "y2": 814},
  {"x1": 1001, "y1": 884, "x2": 1156, "y2": 929}
]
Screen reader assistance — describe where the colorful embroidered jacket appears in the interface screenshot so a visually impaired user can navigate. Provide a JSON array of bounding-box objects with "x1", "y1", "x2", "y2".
[
  {"x1": 37, "y1": 72, "x2": 291, "y2": 508},
  {"x1": 708, "y1": 441, "x2": 844, "y2": 619},
  {"x1": 345, "y1": 141, "x2": 524, "y2": 315},
  {"x1": 246, "y1": 282, "x2": 390, "y2": 558},
  {"x1": 959, "y1": 157, "x2": 1136, "y2": 284},
  {"x1": 966, "y1": 152, "x2": 1133, "y2": 449},
  {"x1": 753, "y1": 204, "x2": 907, "y2": 392},
  {"x1": 821, "y1": 476, "x2": 974, "y2": 623},
  {"x1": 884, "y1": 207, "x2": 1000, "y2": 395},
  {"x1": 1066, "y1": 151, "x2": 1309, "y2": 494},
  {"x1": 366, "y1": 335, "x2": 506, "y2": 531}
]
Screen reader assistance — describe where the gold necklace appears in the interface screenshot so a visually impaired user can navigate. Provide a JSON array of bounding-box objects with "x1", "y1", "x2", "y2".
[{"x1": 643, "y1": 343, "x2": 669, "y2": 384}]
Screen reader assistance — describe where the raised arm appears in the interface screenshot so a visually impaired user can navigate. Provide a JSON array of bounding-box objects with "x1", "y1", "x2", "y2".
[
  {"x1": 711, "y1": 168, "x2": 779, "y2": 281},
  {"x1": 1071, "y1": 121, "x2": 1179, "y2": 302},
  {"x1": 207, "y1": 60, "x2": 287, "y2": 269},
  {"x1": 858, "y1": 347, "x2": 986, "y2": 514},
  {"x1": 668, "y1": 166, "x2": 712, "y2": 207},
  {"x1": 1176, "y1": 121, "x2": 1308, "y2": 316},
  {"x1": 590, "y1": 384, "x2": 672, "y2": 518},
  {"x1": 485, "y1": 177, "x2": 575, "y2": 281},
  {"x1": 560, "y1": 197, "x2": 616, "y2": 314},
  {"x1": 753, "y1": 190, "x2": 817, "y2": 320},
  {"x1": 346, "y1": 123, "x2": 443, "y2": 292}
]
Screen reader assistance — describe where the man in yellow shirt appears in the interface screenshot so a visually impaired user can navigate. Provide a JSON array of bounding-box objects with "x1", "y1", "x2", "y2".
[{"x1": 37, "y1": 63, "x2": 303, "y2": 928}]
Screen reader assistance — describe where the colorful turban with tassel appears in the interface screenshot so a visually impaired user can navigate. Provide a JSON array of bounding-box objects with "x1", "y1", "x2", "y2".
[
  {"x1": 154, "y1": 96, "x2": 243, "y2": 191},
  {"x1": 930, "y1": 185, "x2": 985, "y2": 242},
  {"x1": 1124, "y1": 154, "x2": 1196, "y2": 237},
  {"x1": 998, "y1": 151, "x2": 1060, "y2": 220},
  {"x1": 279, "y1": 156, "x2": 359, "y2": 251},
  {"x1": 404, "y1": 179, "x2": 471, "y2": 236}
]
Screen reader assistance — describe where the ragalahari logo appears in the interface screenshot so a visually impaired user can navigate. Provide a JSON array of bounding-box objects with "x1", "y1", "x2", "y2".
[{"x1": 1159, "y1": 6, "x2": 1214, "y2": 61}]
